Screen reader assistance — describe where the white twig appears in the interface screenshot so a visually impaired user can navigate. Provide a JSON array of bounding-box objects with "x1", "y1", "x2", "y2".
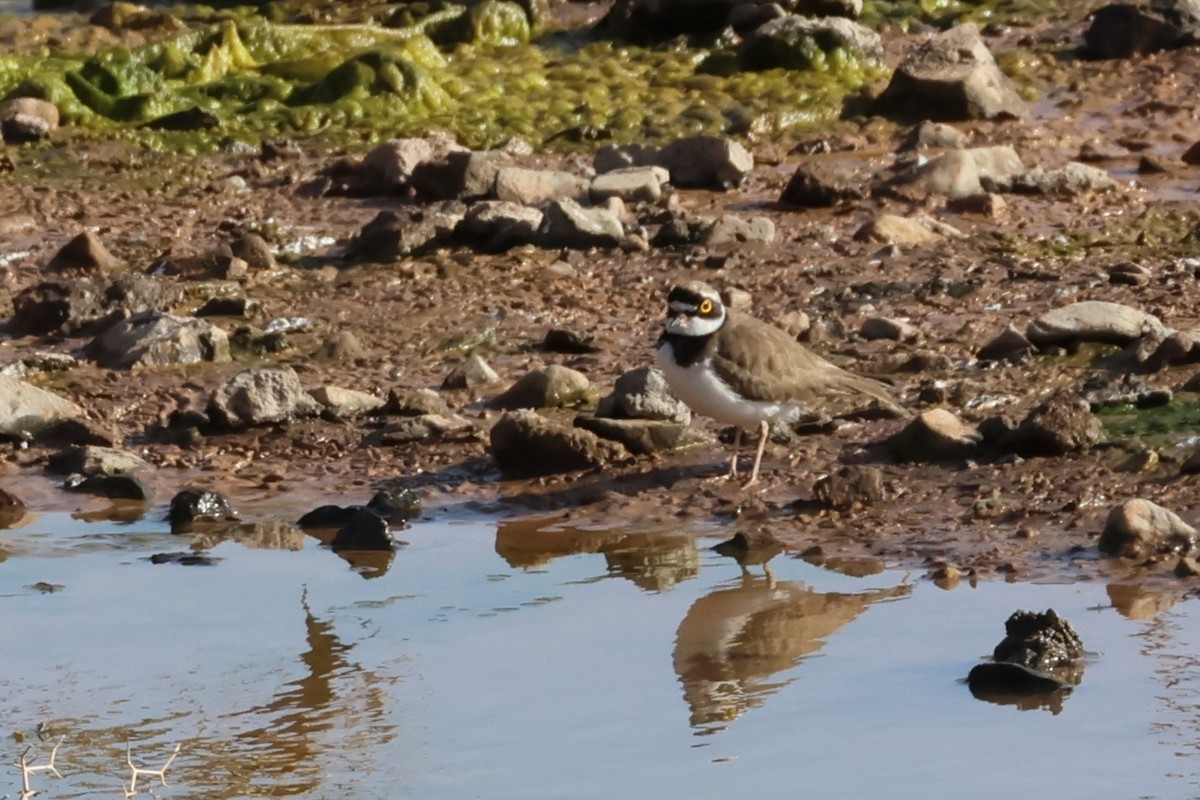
[
  {"x1": 124, "y1": 742, "x2": 180, "y2": 797},
  {"x1": 16, "y1": 736, "x2": 64, "y2": 798}
]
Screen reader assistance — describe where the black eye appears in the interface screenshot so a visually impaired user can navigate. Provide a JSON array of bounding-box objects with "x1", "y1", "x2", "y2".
[{"x1": 699, "y1": 299, "x2": 713, "y2": 314}]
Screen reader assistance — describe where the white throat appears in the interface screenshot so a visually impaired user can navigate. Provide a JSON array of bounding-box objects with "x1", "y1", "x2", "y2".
[{"x1": 665, "y1": 310, "x2": 725, "y2": 337}]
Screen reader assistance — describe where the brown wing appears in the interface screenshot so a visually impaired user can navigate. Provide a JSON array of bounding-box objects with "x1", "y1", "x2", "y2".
[{"x1": 711, "y1": 311, "x2": 906, "y2": 415}]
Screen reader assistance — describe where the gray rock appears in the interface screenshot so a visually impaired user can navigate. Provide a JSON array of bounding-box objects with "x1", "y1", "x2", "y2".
[
  {"x1": 0, "y1": 374, "x2": 82, "y2": 437},
  {"x1": 812, "y1": 464, "x2": 886, "y2": 509},
  {"x1": 494, "y1": 167, "x2": 589, "y2": 205},
  {"x1": 538, "y1": 199, "x2": 624, "y2": 249},
  {"x1": 1144, "y1": 330, "x2": 1200, "y2": 370},
  {"x1": 1079, "y1": 372, "x2": 1171, "y2": 410},
  {"x1": 1026, "y1": 301, "x2": 1165, "y2": 347},
  {"x1": 412, "y1": 150, "x2": 510, "y2": 201},
  {"x1": 318, "y1": 330, "x2": 368, "y2": 361},
  {"x1": 658, "y1": 135, "x2": 753, "y2": 190},
  {"x1": 45, "y1": 230, "x2": 119, "y2": 272},
  {"x1": 359, "y1": 136, "x2": 466, "y2": 193},
  {"x1": 84, "y1": 310, "x2": 230, "y2": 369},
  {"x1": 977, "y1": 324, "x2": 1036, "y2": 362},
  {"x1": 455, "y1": 201, "x2": 544, "y2": 252},
  {"x1": 854, "y1": 213, "x2": 962, "y2": 246},
  {"x1": 489, "y1": 409, "x2": 625, "y2": 476},
  {"x1": 1011, "y1": 163, "x2": 1116, "y2": 196},
  {"x1": 351, "y1": 205, "x2": 464, "y2": 262},
  {"x1": 740, "y1": 14, "x2": 883, "y2": 71},
  {"x1": 594, "y1": 143, "x2": 661, "y2": 174},
  {"x1": 877, "y1": 23, "x2": 1027, "y2": 121},
  {"x1": 442, "y1": 353, "x2": 501, "y2": 389},
  {"x1": 1083, "y1": 0, "x2": 1200, "y2": 58},
  {"x1": 384, "y1": 387, "x2": 453, "y2": 417},
  {"x1": 309, "y1": 386, "x2": 385, "y2": 417},
  {"x1": 378, "y1": 413, "x2": 474, "y2": 444},
  {"x1": 886, "y1": 408, "x2": 981, "y2": 463},
  {"x1": 1, "y1": 97, "x2": 59, "y2": 143},
  {"x1": 8, "y1": 275, "x2": 178, "y2": 338},
  {"x1": 574, "y1": 415, "x2": 711, "y2": 455},
  {"x1": 886, "y1": 146, "x2": 1024, "y2": 200},
  {"x1": 596, "y1": 366, "x2": 691, "y2": 423},
  {"x1": 331, "y1": 508, "x2": 396, "y2": 551},
  {"x1": 589, "y1": 166, "x2": 669, "y2": 203},
  {"x1": 208, "y1": 368, "x2": 321, "y2": 428},
  {"x1": 701, "y1": 215, "x2": 775, "y2": 246},
  {"x1": 999, "y1": 392, "x2": 1105, "y2": 456},
  {"x1": 779, "y1": 161, "x2": 869, "y2": 207},
  {"x1": 47, "y1": 445, "x2": 148, "y2": 477},
  {"x1": 63, "y1": 472, "x2": 152, "y2": 501},
  {"x1": 1100, "y1": 498, "x2": 1197, "y2": 559},
  {"x1": 860, "y1": 316, "x2": 920, "y2": 343},
  {"x1": 492, "y1": 364, "x2": 592, "y2": 410}
]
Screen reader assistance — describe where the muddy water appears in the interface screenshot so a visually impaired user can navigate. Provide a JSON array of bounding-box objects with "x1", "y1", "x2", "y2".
[{"x1": 3, "y1": 508, "x2": 1200, "y2": 798}]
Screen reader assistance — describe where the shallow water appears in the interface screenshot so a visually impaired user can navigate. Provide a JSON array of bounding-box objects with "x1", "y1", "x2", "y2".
[{"x1": 4, "y1": 507, "x2": 1200, "y2": 799}]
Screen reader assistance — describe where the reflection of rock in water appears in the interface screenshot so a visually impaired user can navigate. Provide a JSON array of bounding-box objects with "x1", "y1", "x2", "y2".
[
  {"x1": 194, "y1": 519, "x2": 309, "y2": 551},
  {"x1": 600, "y1": 535, "x2": 698, "y2": 591},
  {"x1": 495, "y1": 517, "x2": 625, "y2": 568},
  {"x1": 494, "y1": 518, "x2": 699, "y2": 590},
  {"x1": 1107, "y1": 582, "x2": 1181, "y2": 620},
  {"x1": 673, "y1": 574, "x2": 909, "y2": 733}
]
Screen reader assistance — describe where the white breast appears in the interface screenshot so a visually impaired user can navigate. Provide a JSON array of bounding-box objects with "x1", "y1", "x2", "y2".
[{"x1": 657, "y1": 343, "x2": 802, "y2": 429}]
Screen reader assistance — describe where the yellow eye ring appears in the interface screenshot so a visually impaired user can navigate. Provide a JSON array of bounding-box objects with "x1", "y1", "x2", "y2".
[{"x1": 699, "y1": 299, "x2": 714, "y2": 314}]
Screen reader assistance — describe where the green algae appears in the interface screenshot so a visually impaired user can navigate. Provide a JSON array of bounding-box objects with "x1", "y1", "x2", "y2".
[
  {"x1": 861, "y1": 0, "x2": 1077, "y2": 28},
  {"x1": 0, "y1": 0, "x2": 882, "y2": 152},
  {"x1": 0, "y1": 0, "x2": 1069, "y2": 153},
  {"x1": 1100, "y1": 399, "x2": 1200, "y2": 447},
  {"x1": 993, "y1": 211, "x2": 1200, "y2": 267}
]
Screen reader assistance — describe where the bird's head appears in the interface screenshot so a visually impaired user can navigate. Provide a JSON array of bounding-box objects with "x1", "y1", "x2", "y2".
[{"x1": 663, "y1": 281, "x2": 726, "y2": 337}]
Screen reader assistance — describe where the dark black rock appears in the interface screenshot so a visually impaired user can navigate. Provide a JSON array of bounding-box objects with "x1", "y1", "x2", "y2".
[
  {"x1": 298, "y1": 489, "x2": 420, "y2": 530},
  {"x1": 168, "y1": 487, "x2": 236, "y2": 533},
  {"x1": 195, "y1": 297, "x2": 252, "y2": 317},
  {"x1": 141, "y1": 107, "x2": 219, "y2": 131},
  {"x1": 32, "y1": 418, "x2": 119, "y2": 447},
  {"x1": 542, "y1": 328, "x2": 601, "y2": 354},
  {"x1": 331, "y1": 508, "x2": 396, "y2": 551},
  {"x1": 367, "y1": 488, "x2": 422, "y2": 523},
  {"x1": 149, "y1": 551, "x2": 221, "y2": 566},
  {"x1": 967, "y1": 661, "x2": 1069, "y2": 694},
  {"x1": 1082, "y1": 0, "x2": 1200, "y2": 59},
  {"x1": 998, "y1": 391, "x2": 1104, "y2": 457},
  {"x1": 297, "y1": 504, "x2": 359, "y2": 528},
  {"x1": 967, "y1": 608, "x2": 1085, "y2": 704},
  {"x1": 779, "y1": 162, "x2": 868, "y2": 207},
  {"x1": 63, "y1": 473, "x2": 152, "y2": 501},
  {"x1": 992, "y1": 609, "x2": 1084, "y2": 671}
]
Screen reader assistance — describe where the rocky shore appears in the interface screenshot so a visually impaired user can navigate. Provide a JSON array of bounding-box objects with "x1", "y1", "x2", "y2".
[{"x1": 4, "y1": 0, "x2": 1200, "y2": 603}]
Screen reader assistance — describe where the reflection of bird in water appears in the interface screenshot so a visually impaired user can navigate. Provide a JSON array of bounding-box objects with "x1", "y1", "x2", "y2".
[{"x1": 673, "y1": 573, "x2": 909, "y2": 733}]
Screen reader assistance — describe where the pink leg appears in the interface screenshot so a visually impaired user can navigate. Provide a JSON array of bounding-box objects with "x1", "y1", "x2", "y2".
[{"x1": 742, "y1": 420, "x2": 770, "y2": 489}]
